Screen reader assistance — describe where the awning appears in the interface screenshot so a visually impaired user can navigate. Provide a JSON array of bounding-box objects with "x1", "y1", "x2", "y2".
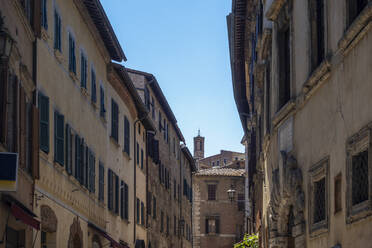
[
  {"x1": 88, "y1": 222, "x2": 128, "y2": 248},
  {"x1": 2, "y1": 194, "x2": 40, "y2": 230}
]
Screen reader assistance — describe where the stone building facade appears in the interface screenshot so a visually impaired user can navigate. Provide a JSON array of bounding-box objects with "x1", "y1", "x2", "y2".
[
  {"x1": 192, "y1": 167, "x2": 245, "y2": 248},
  {"x1": 0, "y1": 0, "x2": 41, "y2": 246},
  {"x1": 128, "y1": 68, "x2": 195, "y2": 248},
  {"x1": 229, "y1": 0, "x2": 372, "y2": 247}
]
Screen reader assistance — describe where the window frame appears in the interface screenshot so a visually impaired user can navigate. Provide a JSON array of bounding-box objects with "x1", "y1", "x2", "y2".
[
  {"x1": 111, "y1": 99, "x2": 119, "y2": 142},
  {"x1": 54, "y1": 9, "x2": 62, "y2": 51},
  {"x1": 68, "y1": 32, "x2": 76, "y2": 74},
  {"x1": 346, "y1": 126, "x2": 372, "y2": 224},
  {"x1": 80, "y1": 51, "x2": 88, "y2": 89},
  {"x1": 54, "y1": 110, "x2": 64, "y2": 166},
  {"x1": 207, "y1": 183, "x2": 217, "y2": 201},
  {"x1": 308, "y1": 157, "x2": 329, "y2": 236}
]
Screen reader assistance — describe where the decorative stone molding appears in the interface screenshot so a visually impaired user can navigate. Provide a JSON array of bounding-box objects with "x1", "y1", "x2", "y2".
[
  {"x1": 268, "y1": 152, "x2": 305, "y2": 248},
  {"x1": 68, "y1": 217, "x2": 83, "y2": 248},
  {"x1": 260, "y1": 28, "x2": 273, "y2": 61},
  {"x1": 272, "y1": 100, "x2": 296, "y2": 129},
  {"x1": 41, "y1": 205, "x2": 58, "y2": 233},
  {"x1": 338, "y1": 2, "x2": 372, "y2": 56},
  {"x1": 266, "y1": 0, "x2": 289, "y2": 22}
]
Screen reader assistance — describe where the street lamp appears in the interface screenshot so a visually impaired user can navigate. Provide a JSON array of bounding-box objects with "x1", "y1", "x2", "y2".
[{"x1": 0, "y1": 12, "x2": 15, "y2": 59}]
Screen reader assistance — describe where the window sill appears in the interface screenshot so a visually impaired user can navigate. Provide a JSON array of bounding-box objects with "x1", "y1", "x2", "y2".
[
  {"x1": 69, "y1": 71, "x2": 78, "y2": 84},
  {"x1": 110, "y1": 136, "x2": 120, "y2": 148},
  {"x1": 81, "y1": 87, "x2": 89, "y2": 97},
  {"x1": 272, "y1": 99, "x2": 296, "y2": 129},
  {"x1": 347, "y1": 200, "x2": 372, "y2": 224},
  {"x1": 100, "y1": 115, "x2": 107, "y2": 124},
  {"x1": 54, "y1": 49, "x2": 64, "y2": 64},
  {"x1": 309, "y1": 221, "x2": 328, "y2": 238},
  {"x1": 122, "y1": 150, "x2": 131, "y2": 160},
  {"x1": 41, "y1": 28, "x2": 49, "y2": 42},
  {"x1": 338, "y1": 2, "x2": 372, "y2": 55},
  {"x1": 91, "y1": 100, "x2": 98, "y2": 109},
  {"x1": 301, "y1": 60, "x2": 331, "y2": 102}
]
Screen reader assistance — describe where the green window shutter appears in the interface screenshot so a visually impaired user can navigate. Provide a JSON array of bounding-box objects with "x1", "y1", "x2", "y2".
[
  {"x1": 114, "y1": 174, "x2": 119, "y2": 214},
  {"x1": 54, "y1": 111, "x2": 64, "y2": 165},
  {"x1": 136, "y1": 143, "x2": 139, "y2": 165},
  {"x1": 124, "y1": 116, "x2": 130, "y2": 155},
  {"x1": 124, "y1": 183, "x2": 129, "y2": 219},
  {"x1": 108, "y1": 169, "x2": 112, "y2": 210},
  {"x1": 120, "y1": 180, "x2": 124, "y2": 219},
  {"x1": 79, "y1": 138, "x2": 85, "y2": 184},
  {"x1": 141, "y1": 149, "x2": 144, "y2": 169},
  {"x1": 91, "y1": 70, "x2": 96, "y2": 103},
  {"x1": 111, "y1": 99, "x2": 118, "y2": 142},
  {"x1": 65, "y1": 124, "x2": 72, "y2": 174},
  {"x1": 98, "y1": 162, "x2": 104, "y2": 202},
  {"x1": 74, "y1": 135, "x2": 80, "y2": 180},
  {"x1": 39, "y1": 93, "x2": 49, "y2": 153},
  {"x1": 136, "y1": 198, "x2": 140, "y2": 224}
]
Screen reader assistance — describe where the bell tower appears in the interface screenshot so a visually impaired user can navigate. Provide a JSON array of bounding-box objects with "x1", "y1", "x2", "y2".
[{"x1": 194, "y1": 130, "x2": 205, "y2": 162}]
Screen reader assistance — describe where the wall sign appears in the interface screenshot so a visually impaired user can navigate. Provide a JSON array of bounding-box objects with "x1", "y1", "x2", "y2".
[{"x1": 0, "y1": 152, "x2": 18, "y2": 191}]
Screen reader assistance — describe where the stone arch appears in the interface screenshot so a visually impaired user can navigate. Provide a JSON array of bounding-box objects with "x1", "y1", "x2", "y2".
[
  {"x1": 268, "y1": 152, "x2": 306, "y2": 248},
  {"x1": 68, "y1": 217, "x2": 83, "y2": 248},
  {"x1": 40, "y1": 205, "x2": 58, "y2": 233}
]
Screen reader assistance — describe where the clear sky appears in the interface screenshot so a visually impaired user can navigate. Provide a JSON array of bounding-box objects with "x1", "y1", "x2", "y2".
[{"x1": 101, "y1": 0, "x2": 244, "y2": 157}]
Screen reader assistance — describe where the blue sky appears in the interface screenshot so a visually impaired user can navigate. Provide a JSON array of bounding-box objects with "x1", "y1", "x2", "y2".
[{"x1": 102, "y1": 0, "x2": 244, "y2": 157}]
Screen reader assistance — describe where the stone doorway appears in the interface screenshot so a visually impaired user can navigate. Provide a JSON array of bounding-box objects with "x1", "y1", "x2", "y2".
[{"x1": 268, "y1": 152, "x2": 306, "y2": 248}]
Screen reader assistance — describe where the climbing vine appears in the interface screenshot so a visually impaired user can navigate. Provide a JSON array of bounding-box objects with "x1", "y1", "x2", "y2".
[{"x1": 233, "y1": 233, "x2": 259, "y2": 248}]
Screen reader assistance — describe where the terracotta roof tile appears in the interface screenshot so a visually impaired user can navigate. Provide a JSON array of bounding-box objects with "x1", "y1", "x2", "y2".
[{"x1": 194, "y1": 168, "x2": 245, "y2": 177}]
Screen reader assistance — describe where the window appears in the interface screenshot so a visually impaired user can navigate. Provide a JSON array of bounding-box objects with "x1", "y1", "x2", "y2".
[
  {"x1": 166, "y1": 215, "x2": 169, "y2": 235},
  {"x1": 6, "y1": 227, "x2": 25, "y2": 248},
  {"x1": 39, "y1": 93, "x2": 49, "y2": 153},
  {"x1": 65, "y1": 124, "x2": 72, "y2": 175},
  {"x1": 137, "y1": 198, "x2": 140, "y2": 224},
  {"x1": 158, "y1": 111, "x2": 162, "y2": 131},
  {"x1": 54, "y1": 111, "x2": 64, "y2": 165},
  {"x1": 352, "y1": 150, "x2": 368, "y2": 205},
  {"x1": 309, "y1": 157, "x2": 328, "y2": 235},
  {"x1": 136, "y1": 143, "x2": 139, "y2": 165},
  {"x1": 141, "y1": 202, "x2": 145, "y2": 225},
  {"x1": 98, "y1": 162, "x2": 104, "y2": 202},
  {"x1": 309, "y1": 0, "x2": 325, "y2": 72},
  {"x1": 147, "y1": 192, "x2": 152, "y2": 216},
  {"x1": 153, "y1": 196, "x2": 157, "y2": 219},
  {"x1": 346, "y1": 127, "x2": 372, "y2": 223},
  {"x1": 216, "y1": 160, "x2": 220, "y2": 166},
  {"x1": 20, "y1": 0, "x2": 31, "y2": 22},
  {"x1": 88, "y1": 149, "x2": 95, "y2": 193},
  {"x1": 141, "y1": 149, "x2": 144, "y2": 169},
  {"x1": 224, "y1": 159, "x2": 227, "y2": 165},
  {"x1": 161, "y1": 211, "x2": 164, "y2": 232},
  {"x1": 205, "y1": 217, "x2": 220, "y2": 234},
  {"x1": 111, "y1": 99, "x2": 119, "y2": 142},
  {"x1": 347, "y1": 0, "x2": 369, "y2": 26},
  {"x1": 74, "y1": 135, "x2": 82, "y2": 182},
  {"x1": 151, "y1": 97, "x2": 155, "y2": 119},
  {"x1": 114, "y1": 174, "x2": 119, "y2": 214},
  {"x1": 41, "y1": 231, "x2": 56, "y2": 248},
  {"x1": 334, "y1": 174, "x2": 342, "y2": 213},
  {"x1": 108, "y1": 169, "x2": 113, "y2": 210},
  {"x1": 278, "y1": 24, "x2": 291, "y2": 109},
  {"x1": 80, "y1": 53, "x2": 87, "y2": 88},
  {"x1": 124, "y1": 183, "x2": 129, "y2": 219},
  {"x1": 68, "y1": 34, "x2": 76, "y2": 74},
  {"x1": 124, "y1": 116, "x2": 130, "y2": 155},
  {"x1": 100, "y1": 86, "x2": 105, "y2": 118},
  {"x1": 207, "y1": 184, "x2": 217, "y2": 201},
  {"x1": 174, "y1": 216, "x2": 177, "y2": 235},
  {"x1": 54, "y1": 10, "x2": 61, "y2": 51},
  {"x1": 237, "y1": 194, "x2": 244, "y2": 211},
  {"x1": 174, "y1": 179, "x2": 177, "y2": 199},
  {"x1": 41, "y1": 0, "x2": 48, "y2": 30},
  {"x1": 91, "y1": 69, "x2": 97, "y2": 103}
]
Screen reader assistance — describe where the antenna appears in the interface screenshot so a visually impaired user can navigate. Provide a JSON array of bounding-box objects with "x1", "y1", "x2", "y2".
[{"x1": 198, "y1": 129, "x2": 200, "y2": 136}]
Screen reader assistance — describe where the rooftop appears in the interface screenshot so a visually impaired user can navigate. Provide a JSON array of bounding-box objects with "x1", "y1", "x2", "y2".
[{"x1": 194, "y1": 168, "x2": 245, "y2": 177}]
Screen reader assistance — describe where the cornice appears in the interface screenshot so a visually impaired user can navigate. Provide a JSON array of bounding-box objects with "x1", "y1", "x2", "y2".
[{"x1": 266, "y1": 0, "x2": 286, "y2": 21}]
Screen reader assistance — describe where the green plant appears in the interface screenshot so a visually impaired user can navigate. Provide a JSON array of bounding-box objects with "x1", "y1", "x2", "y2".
[{"x1": 233, "y1": 233, "x2": 259, "y2": 248}]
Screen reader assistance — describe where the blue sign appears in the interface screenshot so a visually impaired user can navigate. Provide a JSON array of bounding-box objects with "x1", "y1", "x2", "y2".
[{"x1": 0, "y1": 152, "x2": 18, "y2": 191}]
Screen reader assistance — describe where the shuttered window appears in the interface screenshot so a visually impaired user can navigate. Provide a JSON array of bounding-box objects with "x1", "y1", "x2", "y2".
[
  {"x1": 54, "y1": 10, "x2": 61, "y2": 51},
  {"x1": 38, "y1": 93, "x2": 49, "y2": 153},
  {"x1": 141, "y1": 202, "x2": 145, "y2": 225},
  {"x1": 68, "y1": 34, "x2": 76, "y2": 74},
  {"x1": 54, "y1": 111, "x2": 64, "y2": 165},
  {"x1": 114, "y1": 174, "x2": 119, "y2": 214},
  {"x1": 124, "y1": 183, "x2": 129, "y2": 219},
  {"x1": 98, "y1": 162, "x2": 104, "y2": 202},
  {"x1": 136, "y1": 142, "x2": 139, "y2": 165},
  {"x1": 88, "y1": 149, "x2": 95, "y2": 193},
  {"x1": 141, "y1": 149, "x2": 144, "y2": 169},
  {"x1": 108, "y1": 169, "x2": 113, "y2": 210},
  {"x1": 91, "y1": 69, "x2": 96, "y2": 103},
  {"x1": 74, "y1": 135, "x2": 81, "y2": 181},
  {"x1": 124, "y1": 116, "x2": 130, "y2": 155},
  {"x1": 41, "y1": 0, "x2": 48, "y2": 30},
  {"x1": 83, "y1": 145, "x2": 88, "y2": 187},
  {"x1": 153, "y1": 196, "x2": 156, "y2": 219},
  {"x1": 80, "y1": 53, "x2": 87, "y2": 88},
  {"x1": 153, "y1": 139, "x2": 159, "y2": 164},
  {"x1": 65, "y1": 124, "x2": 72, "y2": 174},
  {"x1": 100, "y1": 86, "x2": 105, "y2": 118},
  {"x1": 207, "y1": 184, "x2": 217, "y2": 201},
  {"x1": 120, "y1": 180, "x2": 124, "y2": 219},
  {"x1": 111, "y1": 99, "x2": 118, "y2": 142},
  {"x1": 136, "y1": 198, "x2": 140, "y2": 224},
  {"x1": 160, "y1": 211, "x2": 164, "y2": 232}
]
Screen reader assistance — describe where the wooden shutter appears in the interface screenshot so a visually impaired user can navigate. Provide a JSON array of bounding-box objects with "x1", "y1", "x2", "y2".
[
  {"x1": 54, "y1": 111, "x2": 64, "y2": 165},
  {"x1": 124, "y1": 183, "x2": 129, "y2": 219},
  {"x1": 216, "y1": 218, "x2": 220, "y2": 234},
  {"x1": 31, "y1": 105, "x2": 40, "y2": 179},
  {"x1": 99, "y1": 162, "x2": 104, "y2": 202},
  {"x1": 147, "y1": 132, "x2": 154, "y2": 158},
  {"x1": 153, "y1": 139, "x2": 159, "y2": 164},
  {"x1": 108, "y1": 169, "x2": 113, "y2": 210},
  {"x1": 74, "y1": 135, "x2": 80, "y2": 180},
  {"x1": 19, "y1": 87, "x2": 26, "y2": 169},
  {"x1": 38, "y1": 93, "x2": 49, "y2": 153},
  {"x1": 65, "y1": 124, "x2": 72, "y2": 174},
  {"x1": 0, "y1": 64, "x2": 8, "y2": 144},
  {"x1": 205, "y1": 219, "x2": 209, "y2": 234},
  {"x1": 115, "y1": 174, "x2": 119, "y2": 213}
]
